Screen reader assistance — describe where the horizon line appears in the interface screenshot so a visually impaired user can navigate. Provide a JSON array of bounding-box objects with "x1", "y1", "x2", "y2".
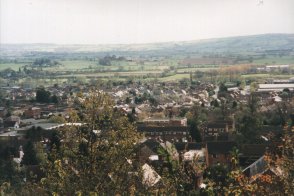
[{"x1": 1, "y1": 33, "x2": 293, "y2": 46}]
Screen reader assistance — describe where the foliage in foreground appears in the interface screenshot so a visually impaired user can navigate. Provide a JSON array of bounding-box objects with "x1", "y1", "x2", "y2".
[{"x1": 0, "y1": 92, "x2": 293, "y2": 195}]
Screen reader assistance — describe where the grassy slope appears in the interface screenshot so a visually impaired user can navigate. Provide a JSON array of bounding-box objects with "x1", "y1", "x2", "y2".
[{"x1": 0, "y1": 63, "x2": 25, "y2": 71}]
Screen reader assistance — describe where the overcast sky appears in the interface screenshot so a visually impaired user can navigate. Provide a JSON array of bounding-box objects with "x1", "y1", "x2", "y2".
[{"x1": 1, "y1": 0, "x2": 294, "y2": 44}]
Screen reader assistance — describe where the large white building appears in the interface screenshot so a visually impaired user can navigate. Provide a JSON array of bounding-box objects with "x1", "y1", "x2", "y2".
[{"x1": 258, "y1": 83, "x2": 294, "y2": 92}]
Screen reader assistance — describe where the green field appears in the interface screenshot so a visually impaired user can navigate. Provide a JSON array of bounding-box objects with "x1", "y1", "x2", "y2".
[
  {"x1": 2, "y1": 57, "x2": 294, "y2": 84},
  {"x1": 44, "y1": 60, "x2": 170, "y2": 72},
  {"x1": 49, "y1": 60, "x2": 97, "y2": 71},
  {"x1": 241, "y1": 74, "x2": 270, "y2": 78},
  {"x1": 252, "y1": 56, "x2": 294, "y2": 65},
  {"x1": 57, "y1": 70, "x2": 162, "y2": 78},
  {"x1": 177, "y1": 67, "x2": 218, "y2": 73},
  {"x1": 158, "y1": 74, "x2": 190, "y2": 82},
  {"x1": 0, "y1": 63, "x2": 26, "y2": 71},
  {"x1": 241, "y1": 74, "x2": 294, "y2": 79}
]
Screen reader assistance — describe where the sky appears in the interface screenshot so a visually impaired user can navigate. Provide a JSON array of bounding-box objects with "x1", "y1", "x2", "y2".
[{"x1": 0, "y1": 0, "x2": 294, "y2": 44}]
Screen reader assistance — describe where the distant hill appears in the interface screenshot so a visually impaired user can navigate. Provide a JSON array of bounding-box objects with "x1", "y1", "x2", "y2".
[
  {"x1": 1, "y1": 34, "x2": 294, "y2": 57},
  {"x1": 169, "y1": 34, "x2": 294, "y2": 55}
]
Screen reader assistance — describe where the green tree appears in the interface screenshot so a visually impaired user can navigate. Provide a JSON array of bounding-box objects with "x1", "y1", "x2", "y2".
[
  {"x1": 50, "y1": 95, "x2": 59, "y2": 104},
  {"x1": 219, "y1": 82, "x2": 227, "y2": 92},
  {"x1": 49, "y1": 130, "x2": 61, "y2": 151},
  {"x1": 157, "y1": 145, "x2": 204, "y2": 194},
  {"x1": 186, "y1": 104, "x2": 207, "y2": 142},
  {"x1": 48, "y1": 115, "x2": 66, "y2": 124},
  {"x1": 25, "y1": 126, "x2": 42, "y2": 142},
  {"x1": 203, "y1": 163, "x2": 229, "y2": 195},
  {"x1": 0, "y1": 160, "x2": 24, "y2": 190},
  {"x1": 213, "y1": 99, "x2": 219, "y2": 107},
  {"x1": 250, "y1": 82, "x2": 258, "y2": 92},
  {"x1": 21, "y1": 141, "x2": 38, "y2": 166},
  {"x1": 230, "y1": 147, "x2": 240, "y2": 169},
  {"x1": 188, "y1": 119, "x2": 202, "y2": 142},
  {"x1": 125, "y1": 96, "x2": 131, "y2": 104},
  {"x1": 232, "y1": 101, "x2": 238, "y2": 109},
  {"x1": 248, "y1": 93, "x2": 260, "y2": 114},
  {"x1": 32, "y1": 91, "x2": 143, "y2": 195},
  {"x1": 36, "y1": 87, "x2": 51, "y2": 103},
  {"x1": 262, "y1": 126, "x2": 294, "y2": 195},
  {"x1": 236, "y1": 112, "x2": 262, "y2": 143}
]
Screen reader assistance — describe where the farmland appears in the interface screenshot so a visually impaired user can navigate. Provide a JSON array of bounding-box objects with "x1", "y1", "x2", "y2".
[
  {"x1": 158, "y1": 74, "x2": 190, "y2": 82},
  {"x1": 0, "y1": 63, "x2": 26, "y2": 71},
  {"x1": 1, "y1": 34, "x2": 294, "y2": 83}
]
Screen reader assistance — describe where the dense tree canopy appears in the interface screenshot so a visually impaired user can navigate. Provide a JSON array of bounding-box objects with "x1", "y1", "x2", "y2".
[
  {"x1": 32, "y1": 58, "x2": 60, "y2": 67},
  {"x1": 36, "y1": 88, "x2": 51, "y2": 103},
  {"x1": 21, "y1": 141, "x2": 38, "y2": 166},
  {"x1": 35, "y1": 87, "x2": 59, "y2": 104},
  {"x1": 29, "y1": 91, "x2": 143, "y2": 195}
]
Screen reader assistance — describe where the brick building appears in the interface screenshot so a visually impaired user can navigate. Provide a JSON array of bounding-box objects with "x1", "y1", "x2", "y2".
[{"x1": 24, "y1": 107, "x2": 41, "y2": 119}]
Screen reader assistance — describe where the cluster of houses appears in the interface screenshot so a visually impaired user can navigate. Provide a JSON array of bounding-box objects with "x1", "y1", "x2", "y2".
[
  {"x1": 136, "y1": 134, "x2": 270, "y2": 187},
  {"x1": 0, "y1": 77, "x2": 293, "y2": 189}
]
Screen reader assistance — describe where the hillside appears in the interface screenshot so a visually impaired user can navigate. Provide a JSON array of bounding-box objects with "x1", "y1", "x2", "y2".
[
  {"x1": 1, "y1": 34, "x2": 294, "y2": 58},
  {"x1": 171, "y1": 33, "x2": 294, "y2": 54}
]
